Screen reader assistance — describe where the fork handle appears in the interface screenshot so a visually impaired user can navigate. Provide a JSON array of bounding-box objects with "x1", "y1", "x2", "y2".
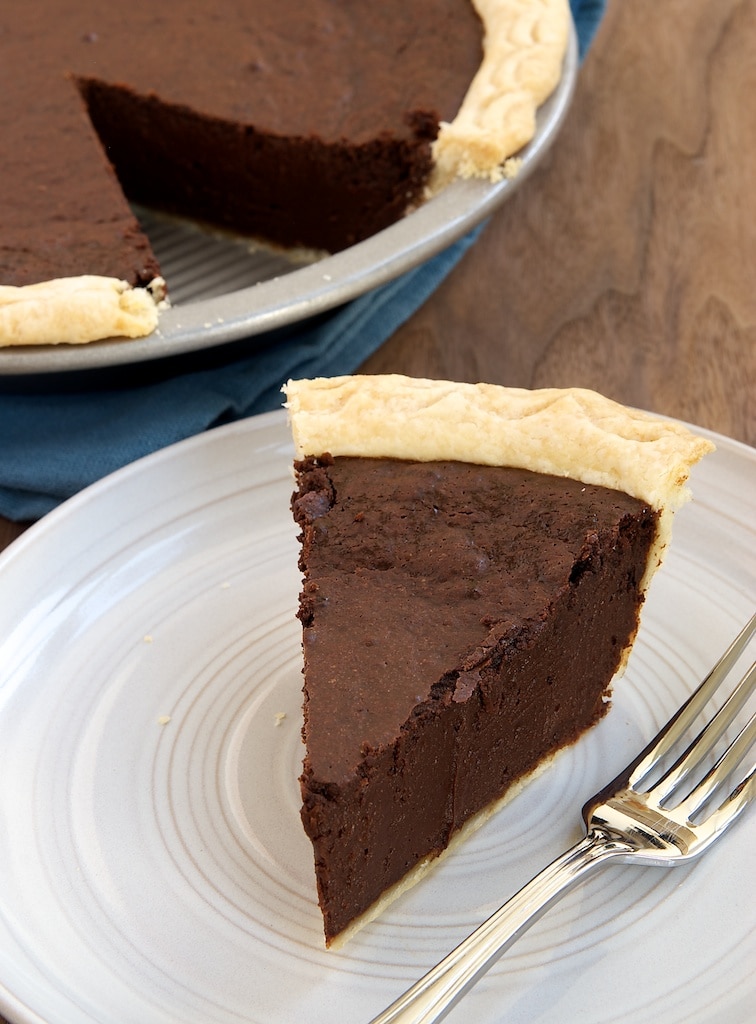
[{"x1": 368, "y1": 827, "x2": 630, "y2": 1024}]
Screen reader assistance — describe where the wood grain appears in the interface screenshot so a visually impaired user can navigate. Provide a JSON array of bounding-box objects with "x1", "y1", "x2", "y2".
[
  {"x1": 0, "y1": 517, "x2": 27, "y2": 552},
  {"x1": 362, "y1": 0, "x2": 756, "y2": 446}
]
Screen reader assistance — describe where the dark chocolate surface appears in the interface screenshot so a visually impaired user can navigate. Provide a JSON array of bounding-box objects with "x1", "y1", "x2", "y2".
[
  {"x1": 294, "y1": 456, "x2": 655, "y2": 780},
  {"x1": 293, "y1": 455, "x2": 657, "y2": 942},
  {"x1": 1, "y1": 1, "x2": 482, "y2": 284}
]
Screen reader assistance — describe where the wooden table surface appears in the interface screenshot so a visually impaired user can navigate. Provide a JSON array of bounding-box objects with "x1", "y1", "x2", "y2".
[{"x1": 0, "y1": 1, "x2": 753, "y2": 1018}]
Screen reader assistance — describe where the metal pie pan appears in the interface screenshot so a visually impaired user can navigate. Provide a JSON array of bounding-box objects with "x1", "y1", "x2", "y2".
[{"x1": 0, "y1": 24, "x2": 578, "y2": 379}]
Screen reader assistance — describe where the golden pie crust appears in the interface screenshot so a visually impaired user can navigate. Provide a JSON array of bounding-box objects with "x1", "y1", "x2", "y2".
[
  {"x1": 284, "y1": 373, "x2": 715, "y2": 589},
  {"x1": 284, "y1": 375, "x2": 712, "y2": 507},
  {"x1": 0, "y1": 276, "x2": 166, "y2": 347},
  {"x1": 430, "y1": 0, "x2": 571, "y2": 190}
]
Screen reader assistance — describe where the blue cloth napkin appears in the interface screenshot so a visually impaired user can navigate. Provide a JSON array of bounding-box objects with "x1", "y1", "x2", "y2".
[{"x1": 0, "y1": 0, "x2": 604, "y2": 522}]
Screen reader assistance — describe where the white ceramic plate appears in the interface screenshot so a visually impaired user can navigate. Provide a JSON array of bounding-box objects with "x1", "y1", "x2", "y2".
[
  {"x1": 0, "y1": 28, "x2": 577, "y2": 378},
  {"x1": 0, "y1": 412, "x2": 753, "y2": 1024}
]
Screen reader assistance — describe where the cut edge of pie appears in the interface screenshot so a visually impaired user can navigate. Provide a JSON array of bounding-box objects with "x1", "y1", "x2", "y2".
[
  {"x1": 285, "y1": 372, "x2": 714, "y2": 593},
  {"x1": 326, "y1": 741, "x2": 558, "y2": 950}
]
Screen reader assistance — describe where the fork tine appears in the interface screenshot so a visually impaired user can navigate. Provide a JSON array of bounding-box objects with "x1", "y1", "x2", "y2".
[
  {"x1": 653, "y1": 660, "x2": 756, "y2": 804},
  {"x1": 673, "y1": 710, "x2": 756, "y2": 820},
  {"x1": 629, "y1": 614, "x2": 756, "y2": 790},
  {"x1": 697, "y1": 762, "x2": 755, "y2": 842}
]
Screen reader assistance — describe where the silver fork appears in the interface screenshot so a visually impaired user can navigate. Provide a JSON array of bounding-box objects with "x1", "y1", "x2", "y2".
[{"x1": 369, "y1": 614, "x2": 756, "y2": 1024}]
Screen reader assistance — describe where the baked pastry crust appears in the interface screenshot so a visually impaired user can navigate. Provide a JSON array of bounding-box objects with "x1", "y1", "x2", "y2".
[
  {"x1": 0, "y1": 276, "x2": 166, "y2": 347},
  {"x1": 429, "y1": 0, "x2": 571, "y2": 190},
  {"x1": 284, "y1": 373, "x2": 715, "y2": 589},
  {"x1": 284, "y1": 374, "x2": 713, "y2": 508}
]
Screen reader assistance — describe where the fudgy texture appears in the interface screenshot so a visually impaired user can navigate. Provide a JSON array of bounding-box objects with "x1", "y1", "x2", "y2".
[
  {"x1": 1, "y1": 1, "x2": 482, "y2": 287},
  {"x1": 292, "y1": 455, "x2": 657, "y2": 943}
]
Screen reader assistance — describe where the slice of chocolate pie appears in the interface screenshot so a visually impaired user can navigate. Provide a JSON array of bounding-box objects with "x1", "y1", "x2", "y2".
[{"x1": 283, "y1": 374, "x2": 713, "y2": 947}]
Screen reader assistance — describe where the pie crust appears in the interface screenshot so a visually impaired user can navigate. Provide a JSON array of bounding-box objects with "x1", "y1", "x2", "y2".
[
  {"x1": 429, "y1": 0, "x2": 571, "y2": 190},
  {"x1": 284, "y1": 375, "x2": 713, "y2": 506},
  {"x1": 0, "y1": 276, "x2": 166, "y2": 347},
  {"x1": 284, "y1": 373, "x2": 715, "y2": 589}
]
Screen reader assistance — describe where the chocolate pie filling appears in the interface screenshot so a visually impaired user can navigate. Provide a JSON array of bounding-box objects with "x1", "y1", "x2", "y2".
[{"x1": 292, "y1": 455, "x2": 657, "y2": 943}]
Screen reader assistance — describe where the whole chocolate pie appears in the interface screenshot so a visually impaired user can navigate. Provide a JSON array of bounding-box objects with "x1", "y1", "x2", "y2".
[
  {"x1": 284, "y1": 374, "x2": 713, "y2": 946},
  {"x1": 0, "y1": 0, "x2": 570, "y2": 346}
]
